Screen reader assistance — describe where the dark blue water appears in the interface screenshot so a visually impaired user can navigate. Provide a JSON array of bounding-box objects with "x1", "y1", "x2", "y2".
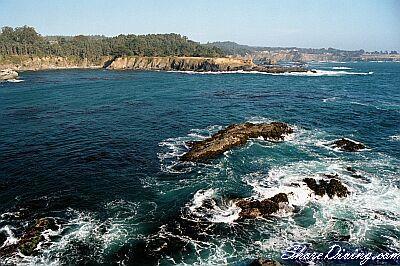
[{"x1": 0, "y1": 63, "x2": 399, "y2": 265}]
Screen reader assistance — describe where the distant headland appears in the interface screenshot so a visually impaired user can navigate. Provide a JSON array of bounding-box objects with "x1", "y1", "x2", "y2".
[{"x1": 0, "y1": 26, "x2": 398, "y2": 78}]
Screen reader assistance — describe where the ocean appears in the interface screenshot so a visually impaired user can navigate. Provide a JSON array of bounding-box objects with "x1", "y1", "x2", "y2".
[{"x1": 0, "y1": 62, "x2": 399, "y2": 265}]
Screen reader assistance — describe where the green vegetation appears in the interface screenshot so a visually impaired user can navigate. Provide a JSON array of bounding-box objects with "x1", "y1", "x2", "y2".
[
  {"x1": 205, "y1": 41, "x2": 256, "y2": 56},
  {"x1": 206, "y1": 41, "x2": 365, "y2": 58},
  {"x1": 0, "y1": 26, "x2": 224, "y2": 61}
]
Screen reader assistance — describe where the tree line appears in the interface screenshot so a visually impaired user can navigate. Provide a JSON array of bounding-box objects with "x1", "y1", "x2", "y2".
[{"x1": 0, "y1": 26, "x2": 224, "y2": 60}]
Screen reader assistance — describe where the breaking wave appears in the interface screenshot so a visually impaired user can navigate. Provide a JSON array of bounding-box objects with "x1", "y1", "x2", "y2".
[
  {"x1": 167, "y1": 69, "x2": 373, "y2": 76},
  {"x1": 332, "y1": 66, "x2": 352, "y2": 70}
]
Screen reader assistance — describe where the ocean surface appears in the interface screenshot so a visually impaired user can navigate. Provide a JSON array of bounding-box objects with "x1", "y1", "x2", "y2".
[{"x1": 0, "y1": 62, "x2": 399, "y2": 265}]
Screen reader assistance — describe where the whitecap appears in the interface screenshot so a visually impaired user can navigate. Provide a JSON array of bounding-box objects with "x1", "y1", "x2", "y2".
[
  {"x1": 272, "y1": 69, "x2": 373, "y2": 76},
  {"x1": 389, "y1": 135, "x2": 400, "y2": 141},
  {"x1": 167, "y1": 69, "x2": 373, "y2": 76},
  {"x1": 7, "y1": 79, "x2": 24, "y2": 83},
  {"x1": 322, "y1": 97, "x2": 338, "y2": 103},
  {"x1": 0, "y1": 225, "x2": 18, "y2": 248},
  {"x1": 320, "y1": 137, "x2": 369, "y2": 152},
  {"x1": 185, "y1": 189, "x2": 241, "y2": 224},
  {"x1": 332, "y1": 67, "x2": 352, "y2": 70}
]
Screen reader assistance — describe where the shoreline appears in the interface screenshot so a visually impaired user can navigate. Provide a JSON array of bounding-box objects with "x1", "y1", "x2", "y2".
[{"x1": 0, "y1": 55, "x2": 310, "y2": 76}]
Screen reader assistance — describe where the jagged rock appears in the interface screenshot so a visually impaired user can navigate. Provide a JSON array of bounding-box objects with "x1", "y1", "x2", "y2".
[
  {"x1": 330, "y1": 138, "x2": 365, "y2": 152},
  {"x1": 0, "y1": 244, "x2": 16, "y2": 258},
  {"x1": 236, "y1": 193, "x2": 289, "y2": 219},
  {"x1": 0, "y1": 69, "x2": 18, "y2": 81},
  {"x1": 303, "y1": 178, "x2": 349, "y2": 198},
  {"x1": 324, "y1": 173, "x2": 339, "y2": 179},
  {"x1": 0, "y1": 218, "x2": 58, "y2": 258},
  {"x1": 0, "y1": 230, "x2": 7, "y2": 247},
  {"x1": 181, "y1": 122, "x2": 293, "y2": 161},
  {"x1": 345, "y1": 166, "x2": 369, "y2": 182},
  {"x1": 18, "y1": 218, "x2": 58, "y2": 256},
  {"x1": 106, "y1": 56, "x2": 309, "y2": 73},
  {"x1": 250, "y1": 258, "x2": 282, "y2": 266},
  {"x1": 346, "y1": 166, "x2": 357, "y2": 173}
]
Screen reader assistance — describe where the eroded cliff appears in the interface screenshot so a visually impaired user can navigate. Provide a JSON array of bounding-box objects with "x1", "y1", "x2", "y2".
[
  {"x1": 0, "y1": 56, "x2": 112, "y2": 71},
  {"x1": 106, "y1": 56, "x2": 255, "y2": 71}
]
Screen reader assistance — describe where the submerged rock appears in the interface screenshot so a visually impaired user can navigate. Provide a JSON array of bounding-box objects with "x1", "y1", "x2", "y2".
[
  {"x1": 0, "y1": 69, "x2": 18, "y2": 81},
  {"x1": 345, "y1": 166, "x2": 370, "y2": 182},
  {"x1": 18, "y1": 218, "x2": 58, "y2": 256},
  {"x1": 83, "y1": 151, "x2": 109, "y2": 162},
  {"x1": 0, "y1": 218, "x2": 58, "y2": 258},
  {"x1": 330, "y1": 138, "x2": 366, "y2": 152},
  {"x1": 250, "y1": 258, "x2": 282, "y2": 266},
  {"x1": 236, "y1": 193, "x2": 289, "y2": 219},
  {"x1": 303, "y1": 178, "x2": 349, "y2": 198},
  {"x1": 181, "y1": 122, "x2": 293, "y2": 162}
]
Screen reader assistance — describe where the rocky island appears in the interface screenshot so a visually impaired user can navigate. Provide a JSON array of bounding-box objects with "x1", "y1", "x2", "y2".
[{"x1": 181, "y1": 122, "x2": 293, "y2": 161}]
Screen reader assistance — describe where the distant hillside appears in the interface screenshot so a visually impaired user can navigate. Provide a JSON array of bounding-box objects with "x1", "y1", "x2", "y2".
[
  {"x1": 206, "y1": 41, "x2": 399, "y2": 62},
  {"x1": 204, "y1": 41, "x2": 257, "y2": 56}
]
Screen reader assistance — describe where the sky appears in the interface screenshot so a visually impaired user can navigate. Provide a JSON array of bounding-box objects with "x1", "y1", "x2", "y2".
[{"x1": 0, "y1": 0, "x2": 399, "y2": 51}]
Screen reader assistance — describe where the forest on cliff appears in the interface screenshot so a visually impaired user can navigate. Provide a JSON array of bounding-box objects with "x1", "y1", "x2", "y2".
[{"x1": 0, "y1": 26, "x2": 224, "y2": 60}]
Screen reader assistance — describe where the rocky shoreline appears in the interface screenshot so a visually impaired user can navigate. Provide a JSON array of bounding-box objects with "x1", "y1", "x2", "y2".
[
  {"x1": 0, "y1": 55, "x2": 310, "y2": 74},
  {"x1": 0, "y1": 69, "x2": 18, "y2": 81},
  {"x1": 105, "y1": 56, "x2": 309, "y2": 73},
  {"x1": 0, "y1": 119, "x2": 370, "y2": 264}
]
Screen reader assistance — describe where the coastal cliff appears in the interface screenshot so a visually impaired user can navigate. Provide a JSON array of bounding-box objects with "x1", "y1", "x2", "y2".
[
  {"x1": 106, "y1": 56, "x2": 255, "y2": 71},
  {"x1": 0, "y1": 55, "x2": 111, "y2": 71},
  {"x1": 0, "y1": 55, "x2": 308, "y2": 73},
  {"x1": 106, "y1": 56, "x2": 308, "y2": 73},
  {"x1": 0, "y1": 69, "x2": 18, "y2": 81}
]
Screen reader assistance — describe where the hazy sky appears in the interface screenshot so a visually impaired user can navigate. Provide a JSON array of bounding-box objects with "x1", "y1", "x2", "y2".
[{"x1": 0, "y1": 0, "x2": 399, "y2": 51}]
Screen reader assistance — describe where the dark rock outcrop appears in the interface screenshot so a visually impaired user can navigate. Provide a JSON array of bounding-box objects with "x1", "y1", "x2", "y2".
[
  {"x1": 18, "y1": 218, "x2": 58, "y2": 255},
  {"x1": 303, "y1": 178, "x2": 349, "y2": 198},
  {"x1": 181, "y1": 122, "x2": 293, "y2": 162},
  {"x1": 83, "y1": 151, "x2": 109, "y2": 162},
  {"x1": 330, "y1": 138, "x2": 365, "y2": 152},
  {"x1": 0, "y1": 218, "x2": 58, "y2": 258},
  {"x1": 236, "y1": 193, "x2": 289, "y2": 219},
  {"x1": 106, "y1": 56, "x2": 309, "y2": 73},
  {"x1": 345, "y1": 166, "x2": 370, "y2": 183},
  {"x1": 250, "y1": 258, "x2": 282, "y2": 266}
]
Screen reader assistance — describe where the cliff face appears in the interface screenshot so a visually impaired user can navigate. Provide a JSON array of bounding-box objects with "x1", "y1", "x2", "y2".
[
  {"x1": 106, "y1": 56, "x2": 255, "y2": 71},
  {"x1": 0, "y1": 55, "x2": 308, "y2": 73},
  {"x1": 0, "y1": 69, "x2": 18, "y2": 81},
  {"x1": 0, "y1": 56, "x2": 112, "y2": 71}
]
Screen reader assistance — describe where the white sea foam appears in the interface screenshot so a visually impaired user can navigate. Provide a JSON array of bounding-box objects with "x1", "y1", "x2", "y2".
[
  {"x1": 185, "y1": 188, "x2": 241, "y2": 224},
  {"x1": 319, "y1": 137, "x2": 369, "y2": 152},
  {"x1": 332, "y1": 66, "x2": 352, "y2": 70},
  {"x1": 6, "y1": 79, "x2": 24, "y2": 83},
  {"x1": 167, "y1": 69, "x2": 373, "y2": 76},
  {"x1": 157, "y1": 125, "x2": 223, "y2": 173},
  {"x1": 246, "y1": 155, "x2": 400, "y2": 252},
  {"x1": 389, "y1": 135, "x2": 400, "y2": 141},
  {"x1": 0, "y1": 225, "x2": 18, "y2": 248},
  {"x1": 2, "y1": 200, "x2": 144, "y2": 265},
  {"x1": 155, "y1": 117, "x2": 399, "y2": 264},
  {"x1": 274, "y1": 69, "x2": 373, "y2": 76},
  {"x1": 242, "y1": 120, "x2": 399, "y2": 252},
  {"x1": 322, "y1": 97, "x2": 338, "y2": 103}
]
